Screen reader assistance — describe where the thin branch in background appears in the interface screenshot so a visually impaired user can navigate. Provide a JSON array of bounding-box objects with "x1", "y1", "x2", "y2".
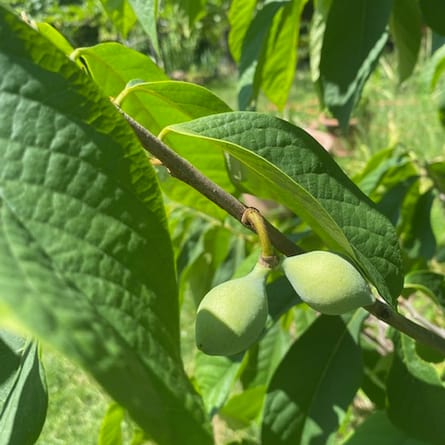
[{"x1": 117, "y1": 104, "x2": 445, "y2": 356}]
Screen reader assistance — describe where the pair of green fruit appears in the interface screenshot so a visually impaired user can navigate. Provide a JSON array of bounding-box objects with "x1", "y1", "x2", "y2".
[{"x1": 195, "y1": 251, "x2": 375, "y2": 356}]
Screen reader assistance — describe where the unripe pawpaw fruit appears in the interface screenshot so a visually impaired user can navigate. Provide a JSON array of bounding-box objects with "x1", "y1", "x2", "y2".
[
  {"x1": 195, "y1": 263, "x2": 269, "y2": 356},
  {"x1": 282, "y1": 251, "x2": 375, "y2": 315}
]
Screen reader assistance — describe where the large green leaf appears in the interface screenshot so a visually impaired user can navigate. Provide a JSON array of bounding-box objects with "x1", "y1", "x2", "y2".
[
  {"x1": 343, "y1": 411, "x2": 430, "y2": 445},
  {"x1": 164, "y1": 112, "x2": 403, "y2": 304},
  {"x1": 72, "y1": 42, "x2": 167, "y2": 98},
  {"x1": 0, "y1": 331, "x2": 47, "y2": 445},
  {"x1": 319, "y1": 0, "x2": 392, "y2": 128},
  {"x1": 261, "y1": 314, "x2": 364, "y2": 445},
  {"x1": 0, "y1": 8, "x2": 211, "y2": 445},
  {"x1": 387, "y1": 334, "x2": 445, "y2": 443},
  {"x1": 390, "y1": 0, "x2": 422, "y2": 82}
]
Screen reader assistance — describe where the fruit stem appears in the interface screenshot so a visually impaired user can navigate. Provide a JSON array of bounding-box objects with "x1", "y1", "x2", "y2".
[{"x1": 242, "y1": 207, "x2": 278, "y2": 268}]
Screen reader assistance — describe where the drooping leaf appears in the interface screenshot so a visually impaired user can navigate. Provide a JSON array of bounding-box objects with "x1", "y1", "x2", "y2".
[
  {"x1": 259, "y1": 0, "x2": 308, "y2": 109},
  {"x1": 390, "y1": 0, "x2": 422, "y2": 82},
  {"x1": 72, "y1": 42, "x2": 167, "y2": 98},
  {"x1": 127, "y1": 0, "x2": 160, "y2": 54},
  {"x1": 261, "y1": 314, "x2": 364, "y2": 445},
  {"x1": 419, "y1": 0, "x2": 445, "y2": 36},
  {"x1": 236, "y1": 1, "x2": 285, "y2": 109},
  {"x1": 343, "y1": 410, "x2": 430, "y2": 445},
  {"x1": 0, "y1": 8, "x2": 211, "y2": 445},
  {"x1": 0, "y1": 331, "x2": 47, "y2": 445},
  {"x1": 98, "y1": 0, "x2": 137, "y2": 38},
  {"x1": 228, "y1": 0, "x2": 257, "y2": 62},
  {"x1": 319, "y1": 0, "x2": 392, "y2": 128},
  {"x1": 387, "y1": 334, "x2": 445, "y2": 443},
  {"x1": 164, "y1": 112, "x2": 403, "y2": 304}
]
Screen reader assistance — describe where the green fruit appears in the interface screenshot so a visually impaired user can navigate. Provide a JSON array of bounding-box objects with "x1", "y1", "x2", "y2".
[
  {"x1": 282, "y1": 251, "x2": 374, "y2": 315},
  {"x1": 195, "y1": 263, "x2": 269, "y2": 356}
]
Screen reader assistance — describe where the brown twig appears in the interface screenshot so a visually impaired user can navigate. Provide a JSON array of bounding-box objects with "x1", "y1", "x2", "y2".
[{"x1": 117, "y1": 105, "x2": 445, "y2": 356}]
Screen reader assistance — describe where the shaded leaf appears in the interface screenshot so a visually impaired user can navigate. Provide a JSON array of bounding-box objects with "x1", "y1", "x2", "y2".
[
  {"x1": 390, "y1": 0, "x2": 422, "y2": 82},
  {"x1": 401, "y1": 187, "x2": 436, "y2": 260},
  {"x1": 0, "y1": 8, "x2": 211, "y2": 445},
  {"x1": 194, "y1": 352, "x2": 245, "y2": 416},
  {"x1": 0, "y1": 331, "x2": 47, "y2": 445},
  {"x1": 343, "y1": 410, "x2": 430, "y2": 445},
  {"x1": 320, "y1": 0, "x2": 392, "y2": 128},
  {"x1": 387, "y1": 334, "x2": 445, "y2": 444},
  {"x1": 261, "y1": 314, "x2": 364, "y2": 445}
]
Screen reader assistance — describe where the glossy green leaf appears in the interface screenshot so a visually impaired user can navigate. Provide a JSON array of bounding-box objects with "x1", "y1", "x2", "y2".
[
  {"x1": 390, "y1": 0, "x2": 422, "y2": 82},
  {"x1": 343, "y1": 411, "x2": 430, "y2": 445},
  {"x1": 320, "y1": 0, "x2": 392, "y2": 128},
  {"x1": 0, "y1": 8, "x2": 211, "y2": 445},
  {"x1": 404, "y1": 270, "x2": 445, "y2": 305},
  {"x1": 261, "y1": 314, "x2": 364, "y2": 445},
  {"x1": 99, "y1": 0, "x2": 137, "y2": 38},
  {"x1": 0, "y1": 331, "x2": 47, "y2": 445},
  {"x1": 97, "y1": 403, "x2": 125, "y2": 445},
  {"x1": 72, "y1": 42, "x2": 167, "y2": 98},
  {"x1": 387, "y1": 334, "x2": 445, "y2": 443},
  {"x1": 127, "y1": 0, "x2": 159, "y2": 54},
  {"x1": 419, "y1": 0, "x2": 445, "y2": 36},
  {"x1": 259, "y1": 0, "x2": 307, "y2": 109},
  {"x1": 228, "y1": 0, "x2": 257, "y2": 62},
  {"x1": 164, "y1": 112, "x2": 403, "y2": 304}
]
